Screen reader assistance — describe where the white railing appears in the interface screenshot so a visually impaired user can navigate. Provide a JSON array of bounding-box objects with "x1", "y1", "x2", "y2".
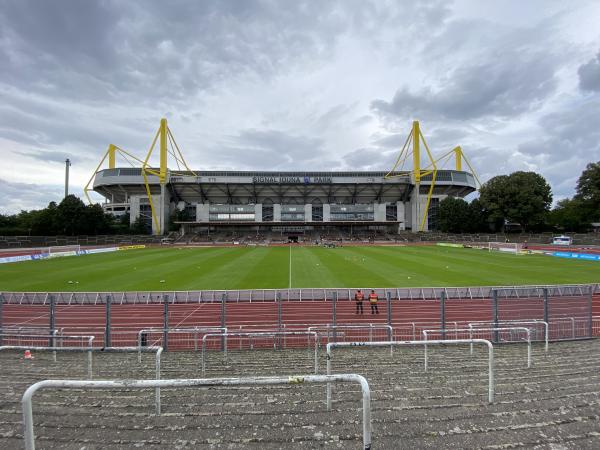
[
  {"x1": 469, "y1": 320, "x2": 549, "y2": 352},
  {"x1": 326, "y1": 339, "x2": 495, "y2": 405},
  {"x1": 423, "y1": 327, "x2": 531, "y2": 368},
  {"x1": 136, "y1": 327, "x2": 227, "y2": 360},
  {"x1": 3, "y1": 283, "x2": 597, "y2": 304},
  {"x1": 21, "y1": 374, "x2": 372, "y2": 450},
  {"x1": 201, "y1": 331, "x2": 319, "y2": 376},
  {"x1": 0, "y1": 336, "x2": 95, "y2": 379},
  {"x1": 308, "y1": 324, "x2": 393, "y2": 348}
]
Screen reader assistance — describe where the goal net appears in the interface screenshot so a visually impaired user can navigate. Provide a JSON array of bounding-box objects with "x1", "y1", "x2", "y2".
[
  {"x1": 488, "y1": 242, "x2": 522, "y2": 254},
  {"x1": 47, "y1": 245, "x2": 81, "y2": 257}
]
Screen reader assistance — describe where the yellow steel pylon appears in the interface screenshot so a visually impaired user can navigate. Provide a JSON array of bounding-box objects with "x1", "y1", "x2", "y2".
[
  {"x1": 385, "y1": 121, "x2": 480, "y2": 231},
  {"x1": 84, "y1": 118, "x2": 196, "y2": 234}
]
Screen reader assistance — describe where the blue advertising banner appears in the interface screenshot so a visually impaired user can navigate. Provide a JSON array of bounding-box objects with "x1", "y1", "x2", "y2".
[{"x1": 551, "y1": 251, "x2": 600, "y2": 261}]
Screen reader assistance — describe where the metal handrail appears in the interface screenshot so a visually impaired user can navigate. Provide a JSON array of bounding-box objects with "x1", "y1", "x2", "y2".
[
  {"x1": 469, "y1": 320, "x2": 549, "y2": 352},
  {"x1": 21, "y1": 374, "x2": 372, "y2": 450},
  {"x1": 423, "y1": 327, "x2": 531, "y2": 368},
  {"x1": 3, "y1": 282, "x2": 597, "y2": 304},
  {"x1": 326, "y1": 339, "x2": 495, "y2": 405},
  {"x1": 137, "y1": 327, "x2": 226, "y2": 361},
  {"x1": 201, "y1": 331, "x2": 319, "y2": 375}
]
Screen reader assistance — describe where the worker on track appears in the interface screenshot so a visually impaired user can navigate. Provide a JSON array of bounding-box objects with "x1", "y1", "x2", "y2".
[
  {"x1": 355, "y1": 289, "x2": 364, "y2": 315},
  {"x1": 369, "y1": 290, "x2": 379, "y2": 314}
]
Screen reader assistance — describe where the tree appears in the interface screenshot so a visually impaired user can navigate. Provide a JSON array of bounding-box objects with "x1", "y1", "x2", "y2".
[
  {"x1": 81, "y1": 204, "x2": 112, "y2": 235},
  {"x1": 467, "y1": 198, "x2": 490, "y2": 232},
  {"x1": 30, "y1": 202, "x2": 59, "y2": 235},
  {"x1": 574, "y1": 161, "x2": 600, "y2": 221},
  {"x1": 548, "y1": 198, "x2": 588, "y2": 232},
  {"x1": 0, "y1": 212, "x2": 25, "y2": 235},
  {"x1": 0, "y1": 196, "x2": 143, "y2": 236},
  {"x1": 56, "y1": 195, "x2": 87, "y2": 235},
  {"x1": 479, "y1": 171, "x2": 552, "y2": 231},
  {"x1": 108, "y1": 213, "x2": 132, "y2": 234},
  {"x1": 477, "y1": 175, "x2": 510, "y2": 230},
  {"x1": 437, "y1": 197, "x2": 471, "y2": 233},
  {"x1": 130, "y1": 216, "x2": 150, "y2": 234}
]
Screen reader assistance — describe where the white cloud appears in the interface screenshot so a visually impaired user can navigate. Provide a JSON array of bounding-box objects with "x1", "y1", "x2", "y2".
[{"x1": 0, "y1": 0, "x2": 599, "y2": 213}]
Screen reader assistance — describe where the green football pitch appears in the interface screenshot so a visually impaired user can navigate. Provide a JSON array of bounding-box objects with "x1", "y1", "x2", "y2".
[{"x1": 0, "y1": 245, "x2": 598, "y2": 292}]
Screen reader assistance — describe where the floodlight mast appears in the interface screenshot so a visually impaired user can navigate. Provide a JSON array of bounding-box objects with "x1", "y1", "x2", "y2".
[
  {"x1": 83, "y1": 118, "x2": 196, "y2": 235},
  {"x1": 385, "y1": 121, "x2": 481, "y2": 232},
  {"x1": 64, "y1": 158, "x2": 71, "y2": 199}
]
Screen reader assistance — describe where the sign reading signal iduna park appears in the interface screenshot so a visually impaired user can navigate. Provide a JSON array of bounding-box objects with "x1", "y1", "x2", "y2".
[{"x1": 252, "y1": 176, "x2": 333, "y2": 184}]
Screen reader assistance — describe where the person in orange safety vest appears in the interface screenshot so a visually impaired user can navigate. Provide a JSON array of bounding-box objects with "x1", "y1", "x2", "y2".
[
  {"x1": 369, "y1": 290, "x2": 379, "y2": 314},
  {"x1": 355, "y1": 289, "x2": 364, "y2": 314}
]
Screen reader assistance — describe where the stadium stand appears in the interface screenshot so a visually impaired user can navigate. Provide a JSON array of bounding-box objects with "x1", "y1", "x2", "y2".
[
  {"x1": 2, "y1": 231, "x2": 599, "y2": 249},
  {"x1": 1, "y1": 339, "x2": 600, "y2": 448},
  {"x1": 418, "y1": 232, "x2": 600, "y2": 246},
  {"x1": 0, "y1": 234, "x2": 163, "y2": 249}
]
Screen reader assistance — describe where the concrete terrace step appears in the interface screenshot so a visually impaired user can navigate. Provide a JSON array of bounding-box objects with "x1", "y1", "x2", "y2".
[{"x1": 1, "y1": 339, "x2": 600, "y2": 448}]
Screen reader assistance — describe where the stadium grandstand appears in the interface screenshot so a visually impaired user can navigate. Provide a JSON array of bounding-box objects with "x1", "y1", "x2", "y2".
[{"x1": 87, "y1": 119, "x2": 478, "y2": 236}]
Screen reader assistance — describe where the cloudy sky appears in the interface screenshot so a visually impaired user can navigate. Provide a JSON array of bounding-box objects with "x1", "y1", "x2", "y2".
[{"x1": 1, "y1": 0, "x2": 599, "y2": 213}]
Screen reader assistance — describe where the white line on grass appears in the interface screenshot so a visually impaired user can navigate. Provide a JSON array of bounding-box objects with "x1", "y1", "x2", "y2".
[{"x1": 289, "y1": 244, "x2": 292, "y2": 289}]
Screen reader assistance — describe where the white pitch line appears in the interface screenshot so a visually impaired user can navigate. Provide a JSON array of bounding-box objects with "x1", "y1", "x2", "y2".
[{"x1": 288, "y1": 244, "x2": 292, "y2": 289}]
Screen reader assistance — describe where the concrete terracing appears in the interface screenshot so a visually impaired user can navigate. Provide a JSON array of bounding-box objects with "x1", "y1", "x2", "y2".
[{"x1": 1, "y1": 339, "x2": 600, "y2": 448}]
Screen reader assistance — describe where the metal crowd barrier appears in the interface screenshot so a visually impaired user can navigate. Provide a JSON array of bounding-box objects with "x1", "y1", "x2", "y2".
[{"x1": 22, "y1": 374, "x2": 372, "y2": 450}]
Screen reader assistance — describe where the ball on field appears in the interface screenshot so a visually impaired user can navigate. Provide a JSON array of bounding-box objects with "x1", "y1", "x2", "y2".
[
  {"x1": 67, "y1": 280, "x2": 73, "y2": 284},
  {"x1": 159, "y1": 280, "x2": 165, "y2": 283},
  {"x1": 408, "y1": 276, "x2": 411, "y2": 279}
]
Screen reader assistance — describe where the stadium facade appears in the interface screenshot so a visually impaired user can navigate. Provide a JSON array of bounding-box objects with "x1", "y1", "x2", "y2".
[{"x1": 90, "y1": 119, "x2": 478, "y2": 235}]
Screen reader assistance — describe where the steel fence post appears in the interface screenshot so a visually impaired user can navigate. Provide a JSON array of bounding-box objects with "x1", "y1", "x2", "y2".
[
  {"x1": 49, "y1": 295, "x2": 55, "y2": 348},
  {"x1": 277, "y1": 292, "x2": 282, "y2": 349},
  {"x1": 440, "y1": 291, "x2": 446, "y2": 340},
  {"x1": 492, "y1": 290, "x2": 499, "y2": 344},
  {"x1": 543, "y1": 288, "x2": 549, "y2": 325},
  {"x1": 588, "y1": 285, "x2": 593, "y2": 338},
  {"x1": 163, "y1": 295, "x2": 169, "y2": 352},
  {"x1": 386, "y1": 291, "x2": 392, "y2": 340},
  {"x1": 221, "y1": 293, "x2": 226, "y2": 352},
  {"x1": 469, "y1": 324, "x2": 474, "y2": 354},
  {"x1": 105, "y1": 294, "x2": 111, "y2": 348},
  {"x1": 0, "y1": 293, "x2": 4, "y2": 347},
  {"x1": 332, "y1": 291, "x2": 337, "y2": 343}
]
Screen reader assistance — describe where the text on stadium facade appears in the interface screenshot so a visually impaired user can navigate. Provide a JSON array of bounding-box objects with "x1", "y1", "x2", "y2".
[{"x1": 252, "y1": 176, "x2": 333, "y2": 184}]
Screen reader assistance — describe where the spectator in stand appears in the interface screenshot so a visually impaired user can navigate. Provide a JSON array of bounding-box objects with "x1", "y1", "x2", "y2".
[
  {"x1": 355, "y1": 289, "x2": 364, "y2": 314},
  {"x1": 369, "y1": 290, "x2": 379, "y2": 314}
]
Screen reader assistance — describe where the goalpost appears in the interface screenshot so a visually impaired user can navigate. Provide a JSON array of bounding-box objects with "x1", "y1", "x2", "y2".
[
  {"x1": 488, "y1": 242, "x2": 523, "y2": 254},
  {"x1": 47, "y1": 245, "x2": 81, "y2": 257}
]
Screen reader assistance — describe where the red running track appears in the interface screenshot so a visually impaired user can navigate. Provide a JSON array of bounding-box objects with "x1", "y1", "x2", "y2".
[{"x1": 3, "y1": 295, "x2": 600, "y2": 349}]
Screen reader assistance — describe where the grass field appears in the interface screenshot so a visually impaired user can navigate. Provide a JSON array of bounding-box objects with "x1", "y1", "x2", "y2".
[{"x1": 0, "y1": 245, "x2": 598, "y2": 292}]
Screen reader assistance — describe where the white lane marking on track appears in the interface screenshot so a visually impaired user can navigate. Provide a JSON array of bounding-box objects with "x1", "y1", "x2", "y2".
[
  {"x1": 7, "y1": 303, "x2": 81, "y2": 327},
  {"x1": 173, "y1": 301, "x2": 208, "y2": 329},
  {"x1": 146, "y1": 301, "x2": 209, "y2": 348}
]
